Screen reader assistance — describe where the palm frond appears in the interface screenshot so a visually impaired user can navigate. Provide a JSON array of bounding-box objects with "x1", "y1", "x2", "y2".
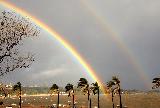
[
  {"x1": 77, "y1": 78, "x2": 88, "y2": 88},
  {"x1": 112, "y1": 76, "x2": 120, "y2": 84},
  {"x1": 49, "y1": 84, "x2": 59, "y2": 94},
  {"x1": 91, "y1": 82, "x2": 99, "y2": 95},
  {"x1": 13, "y1": 82, "x2": 21, "y2": 91},
  {"x1": 77, "y1": 78, "x2": 89, "y2": 94},
  {"x1": 65, "y1": 83, "x2": 73, "y2": 97},
  {"x1": 152, "y1": 77, "x2": 160, "y2": 89},
  {"x1": 65, "y1": 83, "x2": 73, "y2": 92}
]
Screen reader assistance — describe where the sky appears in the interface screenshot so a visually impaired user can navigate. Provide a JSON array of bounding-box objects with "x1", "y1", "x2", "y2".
[{"x1": 1, "y1": 0, "x2": 160, "y2": 90}]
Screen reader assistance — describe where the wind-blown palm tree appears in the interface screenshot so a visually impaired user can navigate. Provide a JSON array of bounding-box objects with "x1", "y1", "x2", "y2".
[
  {"x1": 77, "y1": 78, "x2": 91, "y2": 107},
  {"x1": 106, "y1": 81, "x2": 116, "y2": 108},
  {"x1": 49, "y1": 84, "x2": 59, "y2": 108},
  {"x1": 65, "y1": 83, "x2": 75, "y2": 108},
  {"x1": 91, "y1": 82, "x2": 100, "y2": 108},
  {"x1": 112, "y1": 76, "x2": 122, "y2": 108},
  {"x1": 152, "y1": 77, "x2": 160, "y2": 89},
  {"x1": 13, "y1": 82, "x2": 22, "y2": 108}
]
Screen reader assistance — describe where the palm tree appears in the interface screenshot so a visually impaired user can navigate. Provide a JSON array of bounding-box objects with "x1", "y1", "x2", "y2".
[
  {"x1": 49, "y1": 84, "x2": 59, "y2": 108},
  {"x1": 13, "y1": 82, "x2": 22, "y2": 108},
  {"x1": 65, "y1": 83, "x2": 75, "y2": 108},
  {"x1": 91, "y1": 82, "x2": 100, "y2": 108},
  {"x1": 106, "y1": 81, "x2": 116, "y2": 108},
  {"x1": 77, "y1": 78, "x2": 91, "y2": 107},
  {"x1": 112, "y1": 76, "x2": 122, "y2": 108},
  {"x1": 152, "y1": 77, "x2": 160, "y2": 89}
]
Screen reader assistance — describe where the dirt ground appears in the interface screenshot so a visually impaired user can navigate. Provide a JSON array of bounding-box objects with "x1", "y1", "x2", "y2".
[{"x1": 0, "y1": 93, "x2": 160, "y2": 108}]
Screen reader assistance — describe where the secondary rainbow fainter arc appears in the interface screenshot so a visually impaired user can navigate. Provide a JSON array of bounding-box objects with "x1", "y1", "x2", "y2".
[
  {"x1": 0, "y1": 1, "x2": 106, "y2": 92},
  {"x1": 80, "y1": 0, "x2": 151, "y2": 89}
]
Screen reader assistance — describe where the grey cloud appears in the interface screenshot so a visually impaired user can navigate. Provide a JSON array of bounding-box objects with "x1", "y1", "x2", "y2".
[{"x1": 1, "y1": 0, "x2": 160, "y2": 90}]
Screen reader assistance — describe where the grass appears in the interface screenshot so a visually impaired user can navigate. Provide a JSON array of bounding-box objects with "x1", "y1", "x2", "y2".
[{"x1": 0, "y1": 93, "x2": 160, "y2": 108}]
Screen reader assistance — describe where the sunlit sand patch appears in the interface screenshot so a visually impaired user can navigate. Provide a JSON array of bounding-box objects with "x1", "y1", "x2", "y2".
[{"x1": 11, "y1": 103, "x2": 17, "y2": 106}]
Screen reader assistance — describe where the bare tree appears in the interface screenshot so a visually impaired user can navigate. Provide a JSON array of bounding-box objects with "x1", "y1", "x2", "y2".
[{"x1": 0, "y1": 11, "x2": 39, "y2": 76}]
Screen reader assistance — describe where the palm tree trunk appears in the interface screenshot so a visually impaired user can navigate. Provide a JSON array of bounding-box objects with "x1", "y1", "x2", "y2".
[
  {"x1": 118, "y1": 84, "x2": 122, "y2": 108},
  {"x1": 90, "y1": 98, "x2": 91, "y2": 108},
  {"x1": 19, "y1": 95, "x2": 21, "y2": 108},
  {"x1": 19, "y1": 86, "x2": 22, "y2": 108},
  {"x1": 72, "y1": 90, "x2": 75, "y2": 108},
  {"x1": 111, "y1": 91, "x2": 114, "y2": 108},
  {"x1": 88, "y1": 90, "x2": 90, "y2": 101},
  {"x1": 98, "y1": 89, "x2": 100, "y2": 108},
  {"x1": 57, "y1": 92, "x2": 59, "y2": 108},
  {"x1": 88, "y1": 90, "x2": 90, "y2": 108}
]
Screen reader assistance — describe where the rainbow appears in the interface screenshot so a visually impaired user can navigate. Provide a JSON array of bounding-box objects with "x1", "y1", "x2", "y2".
[
  {"x1": 0, "y1": 1, "x2": 106, "y2": 91},
  {"x1": 80, "y1": 0, "x2": 152, "y2": 88}
]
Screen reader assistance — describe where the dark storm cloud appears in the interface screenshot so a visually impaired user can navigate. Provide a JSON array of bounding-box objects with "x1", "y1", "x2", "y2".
[{"x1": 1, "y1": 0, "x2": 160, "y2": 89}]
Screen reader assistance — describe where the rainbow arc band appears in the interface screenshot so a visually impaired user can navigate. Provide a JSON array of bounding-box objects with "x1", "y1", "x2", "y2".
[
  {"x1": 80, "y1": 0, "x2": 151, "y2": 89},
  {"x1": 0, "y1": 1, "x2": 105, "y2": 92}
]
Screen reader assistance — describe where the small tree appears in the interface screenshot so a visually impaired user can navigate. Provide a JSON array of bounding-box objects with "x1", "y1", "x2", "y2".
[
  {"x1": 0, "y1": 83, "x2": 7, "y2": 98},
  {"x1": 152, "y1": 77, "x2": 160, "y2": 89},
  {"x1": 77, "y1": 78, "x2": 91, "y2": 108},
  {"x1": 49, "y1": 84, "x2": 59, "y2": 108},
  {"x1": 0, "y1": 83, "x2": 12, "y2": 106},
  {"x1": 65, "y1": 83, "x2": 75, "y2": 108},
  {"x1": 13, "y1": 82, "x2": 22, "y2": 108},
  {"x1": 0, "y1": 11, "x2": 39, "y2": 76},
  {"x1": 91, "y1": 82, "x2": 100, "y2": 108}
]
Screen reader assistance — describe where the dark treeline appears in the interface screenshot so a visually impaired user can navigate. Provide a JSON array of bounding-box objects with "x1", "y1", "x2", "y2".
[{"x1": 1, "y1": 84, "x2": 160, "y2": 96}]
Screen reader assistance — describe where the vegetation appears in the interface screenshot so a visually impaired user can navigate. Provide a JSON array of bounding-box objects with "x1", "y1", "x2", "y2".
[
  {"x1": 0, "y1": 83, "x2": 8, "y2": 98},
  {"x1": 13, "y1": 82, "x2": 22, "y2": 108},
  {"x1": 0, "y1": 92, "x2": 160, "y2": 108},
  {"x1": 77, "y1": 78, "x2": 91, "y2": 107},
  {"x1": 106, "y1": 76, "x2": 123, "y2": 108},
  {"x1": 49, "y1": 84, "x2": 59, "y2": 108},
  {"x1": 91, "y1": 82, "x2": 100, "y2": 108},
  {"x1": 65, "y1": 83, "x2": 75, "y2": 108},
  {"x1": 106, "y1": 80, "x2": 116, "y2": 108},
  {"x1": 0, "y1": 76, "x2": 159, "y2": 108},
  {"x1": 0, "y1": 11, "x2": 39, "y2": 76},
  {"x1": 23, "y1": 87, "x2": 49, "y2": 94},
  {"x1": 112, "y1": 76, "x2": 122, "y2": 108},
  {"x1": 152, "y1": 77, "x2": 160, "y2": 89}
]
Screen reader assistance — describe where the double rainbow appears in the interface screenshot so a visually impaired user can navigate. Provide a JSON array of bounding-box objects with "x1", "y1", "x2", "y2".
[{"x1": 0, "y1": 1, "x2": 105, "y2": 91}]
